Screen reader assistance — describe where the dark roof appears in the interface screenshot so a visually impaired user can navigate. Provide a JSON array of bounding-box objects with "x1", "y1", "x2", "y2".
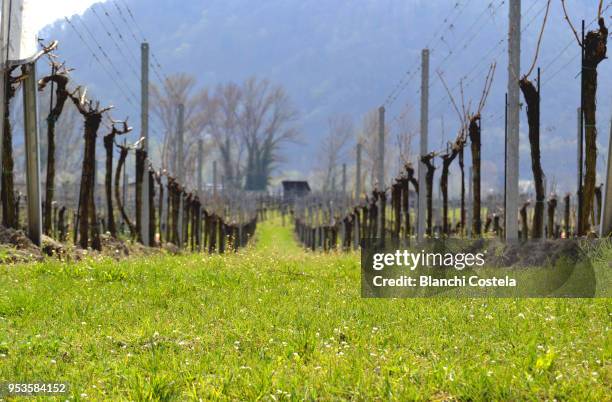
[{"x1": 281, "y1": 181, "x2": 311, "y2": 192}]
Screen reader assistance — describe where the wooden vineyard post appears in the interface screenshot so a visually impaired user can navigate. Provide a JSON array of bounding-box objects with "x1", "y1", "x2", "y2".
[
  {"x1": 400, "y1": 176, "x2": 409, "y2": 245},
  {"x1": 377, "y1": 106, "x2": 385, "y2": 239},
  {"x1": 208, "y1": 214, "x2": 217, "y2": 253},
  {"x1": 547, "y1": 196, "x2": 557, "y2": 239},
  {"x1": 166, "y1": 177, "x2": 172, "y2": 243},
  {"x1": 467, "y1": 167, "x2": 473, "y2": 238},
  {"x1": 369, "y1": 194, "x2": 377, "y2": 243},
  {"x1": 421, "y1": 153, "x2": 436, "y2": 237},
  {"x1": 58, "y1": 206, "x2": 67, "y2": 241},
  {"x1": 520, "y1": 202, "x2": 529, "y2": 241},
  {"x1": 564, "y1": 194, "x2": 571, "y2": 237},
  {"x1": 177, "y1": 191, "x2": 184, "y2": 248},
  {"x1": 353, "y1": 206, "x2": 360, "y2": 251},
  {"x1": 183, "y1": 192, "x2": 190, "y2": 249},
  {"x1": 406, "y1": 164, "x2": 418, "y2": 243},
  {"x1": 468, "y1": 117, "x2": 482, "y2": 237},
  {"x1": 218, "y1": 215, "x2": 225, "y2": 254},
  {"x1": 195, "y1": 198, "x2": 202, "y2": 252},
  {"x1": 577, "y1": 107, "x2": 583, "y2": 234},
  {"x1": 202, "y1": 210, "x2": 209, "y2": 251},
  {"x1": 595, "y1": 185, "x2": 603, "y2": 227},
  {"x1": 156, "y1": 173, "x2": 164, "y2": 244},
  {"x1": 148, "y1": 169, "x2": 155, "y2": 245},
  {"x1": 135, "y1": 148, "x2": 145, "y2": 242},
  {"x1": 392, "y1": 182, "x2": 401, "y2": 240},
  {"x1": 601, "y1": 117, "x2": 612, "y2": 237},
  {"x1": 379, "y1": 190, "x2": 386, "y2": 245}
]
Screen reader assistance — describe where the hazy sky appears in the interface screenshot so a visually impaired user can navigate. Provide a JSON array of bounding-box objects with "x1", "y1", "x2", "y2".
[{"x1": 30, "y1": 0, "x2": 102, "y2": 33}]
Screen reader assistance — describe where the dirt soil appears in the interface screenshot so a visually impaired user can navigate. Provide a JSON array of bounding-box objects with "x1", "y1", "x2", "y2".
[
  {"x1": 0, "y1": 226, "x2": 44, "y2": 263},
  {"x1": 0, "y1": 225, "x2": 179, "y2": 264}
]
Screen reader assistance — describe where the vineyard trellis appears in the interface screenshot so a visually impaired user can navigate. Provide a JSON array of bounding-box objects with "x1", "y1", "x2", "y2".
[
  {"x1": 293, "y1": 0, "x2": 611, "y2": 251},
  {"x1": 0, "y1": 0, "x2": 611, "y2": 256},
  {"x1": 0, "y1": 41, "x2": 261, "y2": 254}
]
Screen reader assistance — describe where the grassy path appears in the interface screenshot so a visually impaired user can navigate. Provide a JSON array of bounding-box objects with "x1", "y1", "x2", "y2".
[
  {"x1": 253, "y1": 216, "x2": 303, "y2": 254},
  {"x1": 0, "y1": 216, "x2": 609, "y2": 400}
]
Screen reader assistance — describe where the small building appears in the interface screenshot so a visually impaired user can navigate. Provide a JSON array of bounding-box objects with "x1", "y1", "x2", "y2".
[{"x1": 282, "y1": 180, "x2": 311, "y2": 202}]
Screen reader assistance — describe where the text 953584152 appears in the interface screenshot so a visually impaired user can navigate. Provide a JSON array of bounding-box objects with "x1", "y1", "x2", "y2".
[{"x1": 0, "y1": 382, "x2": 69, "y2": 396}]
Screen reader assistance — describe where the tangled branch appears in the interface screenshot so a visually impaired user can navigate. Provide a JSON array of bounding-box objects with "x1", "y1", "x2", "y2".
[
  {"x1": 560, "y1": 0, "x2": 582, "y2": 46},
  {"x1": 437, "y1": 70, "x2": 466, "y2": 128},
  {"x1": 524, "y1": 0, "x2": 552, "y2": 78},
  {"x1": 476, "y1": 62, "x2": 497, "y2": 116}
]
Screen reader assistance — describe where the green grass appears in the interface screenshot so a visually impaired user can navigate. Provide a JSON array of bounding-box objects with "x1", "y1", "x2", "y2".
[{"x1": 0, "y1": 217, "x2": 610, "y2": 401}]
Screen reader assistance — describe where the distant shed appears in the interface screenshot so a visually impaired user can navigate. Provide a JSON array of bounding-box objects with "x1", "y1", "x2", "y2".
[{"x1": 282, "y1": 180, "x2": 311, "y2": 202}]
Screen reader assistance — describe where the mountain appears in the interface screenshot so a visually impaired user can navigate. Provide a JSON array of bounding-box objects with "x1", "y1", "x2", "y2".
[{"x1": 41, "y1": 0, "x2": 611, "y2": 193}]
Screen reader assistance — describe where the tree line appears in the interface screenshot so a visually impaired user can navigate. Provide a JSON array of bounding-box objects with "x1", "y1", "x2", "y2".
[{"x1": 151, "y1": 75, "x2": 298, "y2": 192}]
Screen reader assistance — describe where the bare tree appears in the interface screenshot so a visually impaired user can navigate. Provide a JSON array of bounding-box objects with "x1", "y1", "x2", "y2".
[
  {"x1": 519, "y1": 0, "x2": 551, "y2": 239},
  {"x1": 458, "y1": 146, "x2": 466, "y2": 234},
  {"x1": 519, "y1": 77, "x2": 545, "y2": 238},
  {"x1": 103, "y1": 118, "x2": 132, "y2": 237},
  {"x1": 392, "y1": 104, "x2": 416, "y2": 174},
  {"x1": 358, "y1": 109, "x2": 390, "y2": 191},
  {"x1": 115, "y1": 138, "x2": 142, "y2": 239},
  {"x1": 318, "y1": 115, "x2": 353, "y2": 192},
  {"x1": 437, "y1": 71, "x2": 469, "y2": 236},
  {"x1": 209, "y1": 82, "x2": 244, "y2": 188},
  {"x1": 547, "y1": 196, "x2": 557, "y2": 238},
  {"x1": 421, "y1": 152, "x2": 437, "y2": 236},
  {"x1": 403, "y1": 162, "x2": 419, "y2": 240},
  {"x1": 68, "y1": 87, "x2": 112, "y2": 250},
  {"x1": 38, "y1": 61, "x2": 72, "y2": 235},
  {"x1": 151, "y1": 74, "x2": 216, "y2": 190},
  {"x1": 1, "y1": 66, "x2": 22, "y2": 228},
  {"x1": 239, "y1": 77, "x2": 298, "y2": 191},
  {"x1": 37, "y1": 90, "x2": 83, "y2": 208},
  {"x1": 2, "y1": 42, "x2": 56, "y2": 228},
  {"x1": 467, "y1": 63, "x2": 496, "y2": 237},
  {"x1": 561, "y1": 1, "x2": 608, "y2": 234},
  {"x1": 520, "y1": 201, "x2": 530, "y2": 240},
  {"x1": 150, "y1": 73, "x2": 198, "y2": 175},
  {"x1": 183, "y1": 88, "x2": 215, "y2": 190},
  {"x1": 440, "y1": 133, "x2": 466, "y2": 236}
]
